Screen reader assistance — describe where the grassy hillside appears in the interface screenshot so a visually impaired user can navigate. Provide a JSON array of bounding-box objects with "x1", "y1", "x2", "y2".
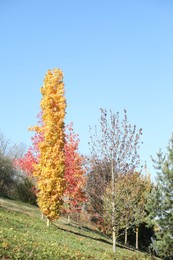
[{"x1": 0, "y1": 198, "x2": 159, "y2": 260}]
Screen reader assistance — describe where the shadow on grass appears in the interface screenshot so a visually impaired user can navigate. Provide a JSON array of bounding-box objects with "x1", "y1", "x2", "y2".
[{"x1": 52, "y1": 222, "x2": 136, "y2": 252}]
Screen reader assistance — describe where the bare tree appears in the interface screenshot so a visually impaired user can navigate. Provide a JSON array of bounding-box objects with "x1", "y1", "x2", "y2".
[
  {"x1": 89, "y1": 108, "x2": 142, "y2": 254},
  {"x1": 0, "y1": 132, "x2": 25, "y2": 159},
  {"x1": 86, "y1": 157, "x2": 111, "y2": 228},
  {"x1": 0, "y1": 132, "x2": 11, "y2": 156},
  {"x1": 8, "y1": 143, "x2": 26, "y2": 160}
]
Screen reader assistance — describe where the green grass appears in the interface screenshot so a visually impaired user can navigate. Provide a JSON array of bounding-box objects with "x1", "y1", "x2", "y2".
[{"x1": 0, "y1": 198, "x2": 159, "y2": 260}]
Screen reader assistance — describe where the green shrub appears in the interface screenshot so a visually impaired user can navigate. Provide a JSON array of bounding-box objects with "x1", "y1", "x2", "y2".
[{"x1": 15, "y1": 177, "x2": 37, "y2": 205}]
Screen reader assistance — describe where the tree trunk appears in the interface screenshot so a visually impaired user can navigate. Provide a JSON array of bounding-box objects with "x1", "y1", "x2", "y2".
[
  {"x1": 136, "y1": 226, "x2": 139, "y2": 249},
  {"x1": 41, "y1": 212, "x2": 44, "y2": 220},
  {"x1": 111, "y1": 152, "x2": 116, "y2": 254},
  {"x1": 112, "y1": 228, "x2": 116, "y2": 253},
  {"x1": 125, "y1": 228, "x2": 128, "y2": 245},
  {"x1": 47, "y1": 218, "x2": 50, "y2": 227},
  {"x1": 67, "y1": 214, "x2": 71, "y2": 224}
]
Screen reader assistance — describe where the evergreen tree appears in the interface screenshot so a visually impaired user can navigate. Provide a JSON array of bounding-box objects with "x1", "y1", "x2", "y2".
[{"x1": 147, "y1": 134, "x2": 173, "y2": 257}]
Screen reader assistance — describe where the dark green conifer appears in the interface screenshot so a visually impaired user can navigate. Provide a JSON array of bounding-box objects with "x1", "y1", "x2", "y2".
[{"x1": 147, "y1": 134, "x2": 173, "y2": 257}]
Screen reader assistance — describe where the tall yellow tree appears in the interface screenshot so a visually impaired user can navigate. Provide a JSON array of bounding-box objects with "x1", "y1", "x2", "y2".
[{"x1": 30, "y1": 68, "x2": 66, "y2": 222}]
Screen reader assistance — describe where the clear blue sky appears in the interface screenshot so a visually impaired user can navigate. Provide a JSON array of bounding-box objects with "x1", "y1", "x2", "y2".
[{"x1": 0, "y1": 0, "x2": 173, "y2": 179}]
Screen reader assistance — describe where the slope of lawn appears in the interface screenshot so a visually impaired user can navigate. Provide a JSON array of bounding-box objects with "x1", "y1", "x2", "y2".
[{"x1": 0, "y1": 198, "x2": 159, "y2": 260}]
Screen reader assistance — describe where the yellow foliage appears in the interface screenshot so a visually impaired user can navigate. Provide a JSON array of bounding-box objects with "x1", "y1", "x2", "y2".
[{"x1": 31, "y1": 68, "x2": 66, "y2": 221}]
